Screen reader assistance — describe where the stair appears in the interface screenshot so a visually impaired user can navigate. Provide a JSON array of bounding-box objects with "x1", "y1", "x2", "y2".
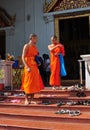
[{"x1": 0, "y1": 87, "x2": 90, "y2": 130}]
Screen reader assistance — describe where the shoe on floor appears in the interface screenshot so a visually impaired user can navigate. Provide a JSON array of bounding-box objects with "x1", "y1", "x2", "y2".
[
  {"x1": 55, "y1": 109, "x2": 70, "y2": 114},
  {"x1": 69, "y1": 110, "x2": 81, "y2": 116}
]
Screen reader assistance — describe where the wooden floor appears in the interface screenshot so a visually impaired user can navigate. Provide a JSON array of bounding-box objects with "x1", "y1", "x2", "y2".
[{"x1": 0, "y1": 87, "x2": 90, "y2": 130}]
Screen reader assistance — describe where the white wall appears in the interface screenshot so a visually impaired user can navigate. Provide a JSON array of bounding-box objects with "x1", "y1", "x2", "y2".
[
  {"x1": 0, "y1": 0, "x2": 25, "y2": 57},
  {"x1": 0, "y1": 0, "x2": 54, "y2": 58},
  {"x1": 25, "y1": 0, "x2": 54, "y2": 56}
]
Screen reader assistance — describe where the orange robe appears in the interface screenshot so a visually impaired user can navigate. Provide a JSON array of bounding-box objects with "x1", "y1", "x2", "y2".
[
  {"x1": 49, "y1": 43, "x2": 65, "y2": 86},
  {"x1": 22, "y1": 44, "x2": 44, "y2": 94}
]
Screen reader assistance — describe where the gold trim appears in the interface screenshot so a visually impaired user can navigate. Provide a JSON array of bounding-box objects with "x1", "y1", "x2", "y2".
[
  {"x1": 54, "y1": 13, "x2": 90, "y2": 41},
  {"x1": 43, "y1": 0, "x2": 58, "y2": 13},
  {"x1": 54, "y1": 18, "x2": 60, "y2": 41},
  {"x1": 54, "y1": 0, "x2": 90, "y2": 11},
  {"x1": 0, "y1": 7, "x2": 16, "y2": 27},
  {"x1": 43, "y1": 0, "x2": 90, "y2": 13}
]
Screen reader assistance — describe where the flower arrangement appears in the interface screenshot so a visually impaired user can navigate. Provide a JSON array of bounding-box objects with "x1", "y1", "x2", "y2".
[
  {"x1": 6, "y1": 53, "x2": 14, "y2": 61},
  {"x1": 0, "y1": 68, "x2": 4, "y2": 79},
  {"x1": 6, "y1": 53, "x2": 19, "y2": 68}
]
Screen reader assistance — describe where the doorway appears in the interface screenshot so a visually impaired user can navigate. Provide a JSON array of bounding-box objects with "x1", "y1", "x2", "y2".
[
  {"x1": 59, "y1": 16, "x2": 90, "y2": 80},
  {"x1": 0, "y1": 31, "x2": 6, "y2": 59}
]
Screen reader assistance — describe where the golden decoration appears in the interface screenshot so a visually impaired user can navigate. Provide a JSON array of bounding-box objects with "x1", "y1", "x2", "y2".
[
  {"x1": 6, "y1": 53, "x2": 14, "y2": 61},
  {"x1": 0, "y1": 7, "x2": 16, "y2": 27},
  {"x1": 43, "y1": 0, "x2": 90, "y2": 13},
  {"x1": 54, "y1": 0, "x2": 89, "y2": 11},
  {"x1": 43, "y1": 0, "x2": 58, "y2": 13}
]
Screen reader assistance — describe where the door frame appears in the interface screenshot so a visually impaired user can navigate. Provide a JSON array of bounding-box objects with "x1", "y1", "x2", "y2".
[{"x1": 54, "y1": 13, "x2": 90, "y2": 41}]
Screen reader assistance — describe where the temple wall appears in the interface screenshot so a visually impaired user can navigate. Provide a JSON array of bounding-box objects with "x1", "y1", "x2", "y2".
[
  {"x1": 0, "y1": 0, "x2": 54, "y2": 58},
  {"x1": 1, "y1": 0, "x2": 90, "y2": 59}
]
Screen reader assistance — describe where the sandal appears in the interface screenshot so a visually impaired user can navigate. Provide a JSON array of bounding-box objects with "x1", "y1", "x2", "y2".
[
  {"x1": 55, "y1": 109, "x2": 70, "y2": 114},
  {"x1": 42, "y1": 100, "x2": 52, "y2": 105},
  {"x1": 55, "y1": 109, "x2": 65, "y2": 114},
  {"x1": 69, "y1": 110, "x2": 81, "y2": 116},
  {"x1": 67, "y1": 100, "x2": 74, "y2": 106},
  {"x1": 76, "y1": 92, "x2": 86, "y2": 97},
  {"x1": 86, "y1": 100, "x2": 90, "y2": 106},
  {"x1": 57, "y1": 101, "x2": 65, "y2": 106},
  {"x1": 81, "y1": 92, "x2": 86, "y2": 97}
]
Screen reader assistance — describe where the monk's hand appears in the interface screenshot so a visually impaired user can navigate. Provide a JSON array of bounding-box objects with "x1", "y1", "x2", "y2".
[
  {"x1": 26, "y1": 66, "x2": 31, "y2": 72},
  {"x1": 54, "y1": 53, "x2": 60, "y2": 56},
  {"x1": 56, "y1": 44, "x2": 63, "y2": 47}
]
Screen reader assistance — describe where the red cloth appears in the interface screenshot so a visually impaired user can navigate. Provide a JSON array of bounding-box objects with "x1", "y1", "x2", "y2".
[
  {"x1": 21, "y1": 44, "x2": 44, "y2": 94},
  {"x1": 49, "y1": 43, "x2": 65, "y2": 86}
]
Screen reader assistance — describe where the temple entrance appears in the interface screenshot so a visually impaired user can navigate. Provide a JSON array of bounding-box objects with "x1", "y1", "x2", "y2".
[
  {"x1": 58, "y1": 16, "x2": 90, "y2": 80},
  {"x1": 0, "y1": 31, "x2": 6, "y2": 59}
]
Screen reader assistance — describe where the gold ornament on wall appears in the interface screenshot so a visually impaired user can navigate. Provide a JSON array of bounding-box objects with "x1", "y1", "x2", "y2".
[
  {"x1": 43, "y1": 0, "x2": 90, "y2": 13},
  {"x1": 0, "y1": 7, "x2": 16, "y2": 27},
  {"x1": 43, "y1": 0, "x2": 58, "y2": 13}
]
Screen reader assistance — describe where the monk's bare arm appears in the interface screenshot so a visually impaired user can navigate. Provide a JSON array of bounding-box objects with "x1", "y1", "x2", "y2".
[
  {"x1": 48, "y1": 45, "x2": 55, "y2": 51},
  {"x1": 48, "y1": 44, "x2": 61, "y2": 51},
  {"x1": 54, "y1": 44, "x2": 65, "y2": 56},
  {"x1": 22, "y1": 44, "x2": 31, "y2": 71}
]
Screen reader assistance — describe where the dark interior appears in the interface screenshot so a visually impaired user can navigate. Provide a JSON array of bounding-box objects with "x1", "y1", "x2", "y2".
[
  {"x1": 59, "y1": 16, "x2": 90, "y2": 80},
  {"x1": 0, "y1": 31, "x2": 6, "y2": 59}
]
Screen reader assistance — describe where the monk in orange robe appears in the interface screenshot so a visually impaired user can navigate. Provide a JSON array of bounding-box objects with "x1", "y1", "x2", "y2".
[
  {"x1": 22, "y1": 34, "x2": 44, "y2": 105},
  {"x1": 48, "y1": 35, "x2": 65, "y2": 90}
]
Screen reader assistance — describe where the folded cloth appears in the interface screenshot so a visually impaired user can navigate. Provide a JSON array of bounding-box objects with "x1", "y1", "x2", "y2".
[
  {"x1": 59, "y1": 54, "x2": 67, "y2": 77},
  {"x1": 35, "y1": 56, "x2": 41, "y2": 65}
]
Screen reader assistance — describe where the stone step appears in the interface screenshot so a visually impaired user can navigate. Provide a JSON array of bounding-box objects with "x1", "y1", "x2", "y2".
[
  {"x1": 39, "y1": 96, "x2": 90, "y2": 102},
  {"x1": 0, "y1": 106, "x2": 90, "y2": 124},
  {"x1": 0, "y1": 95, "x2": 90, "y2": 105},
  {"x1": 41, "y1": 89, "x2": 90, "y2": 96},
  {"x1": 0, "y1": 125, "x2": 46, "y2": 130},
  {"x1": 0, "y1": 88, "x2": 90, "y2": 130},
  {"x1": 0, "y1": 117, "x2": 90, "y2": 130},
  {"x1": 1, "y1": 87, "x2": 90, "y2": 95},
  {"x1": 0, "y1": 89, "x2": 90, "y2": 98},
  {"x1": 0, "y1": 102, "x2": 90, "y2": 112},
  {"x1": 5, "y1": 95, "x2": 90, "y2": 100}
]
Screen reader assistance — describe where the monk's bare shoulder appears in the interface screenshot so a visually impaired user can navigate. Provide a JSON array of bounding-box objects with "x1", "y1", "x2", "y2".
[
  {"x1": 23, "y1": 43, "x2": 29, "y2": 50},
  {"x1": 24, "y1": 43, "x2": 29, "y2": 48}
]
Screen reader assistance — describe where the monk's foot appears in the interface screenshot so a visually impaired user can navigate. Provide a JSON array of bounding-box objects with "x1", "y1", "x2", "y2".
[
  {"x1": 52, "y1": 87, "x2": 61, "y2": 90},
  {"x1": 24, "y1": 100, "x2": 29, "y2": 105},
  {"x1": 52, "y1": 87, "x2": 56, "y2": 90},
  {"x1": 56, "y1": 87, "x2": 61, "y2": 90},
  {"x1": 30, "y1": 101, "x2": 37, "y2": 104}
]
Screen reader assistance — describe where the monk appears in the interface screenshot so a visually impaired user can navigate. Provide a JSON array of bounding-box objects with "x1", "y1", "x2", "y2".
[
  {"x1": 48, "y1": 35, "x2": 65, "y2": 90},
  {"x1": 22, "y1": 34, "x2": 44, "y2": 105}
]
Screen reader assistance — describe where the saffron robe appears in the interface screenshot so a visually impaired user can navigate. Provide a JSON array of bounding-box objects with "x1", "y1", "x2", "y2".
[
  {"x1": 22, "y1": 44, "x2": 44, "y2": 94},
  {"x1": 49, "y1": 43, "x2": 65, "y2": 86}
]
